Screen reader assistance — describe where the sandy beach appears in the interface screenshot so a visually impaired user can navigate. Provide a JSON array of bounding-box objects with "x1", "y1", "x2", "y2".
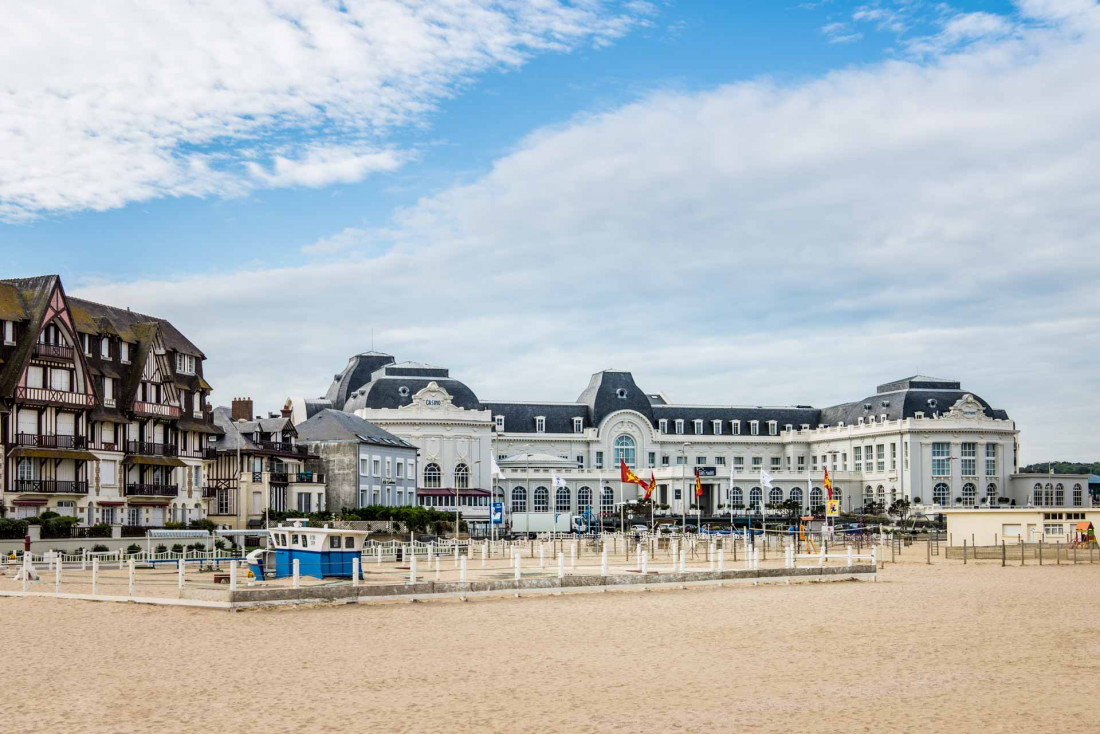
[{"x1": 6, "y1": 554, "x2": 1099, "y2": 733}]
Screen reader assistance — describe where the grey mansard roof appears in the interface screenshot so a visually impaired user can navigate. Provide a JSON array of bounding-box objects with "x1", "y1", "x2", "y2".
[
  {"x1": 483, "y1": 402, "x2": 590, "y2": 434},
  {"x1": 296, "y1": 409, "x2": 415, "y2": 449},
  {"x1": 324, "y1": 351, "x2": 396, "y2": 408},
  {"x1": 342, "y1": 376, "x2": 482, "y2": 412},
  {"x1": 651, "y1": 404, "x2": 821, "y2": 435},
  {"x1": 819, "y1": 388, "x2": 1009, "y2": 426}
]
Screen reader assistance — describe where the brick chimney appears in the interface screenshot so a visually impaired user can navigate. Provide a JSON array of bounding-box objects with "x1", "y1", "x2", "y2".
[{"x1": 231, "y1": 397, "x2": 253, "y2": 422}]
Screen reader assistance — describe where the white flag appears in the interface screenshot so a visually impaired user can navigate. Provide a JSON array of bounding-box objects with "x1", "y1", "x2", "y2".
[
  {"x1": 807, "y1": 472, "x2": 814, "y2": 493},
  {"x1": 760, "y1": 469, "x2": 773, "y2": 489},
  {"x1": 491, "y1": 459, "x2": 504, "y2": 478},
  {"x1": 729, "y1": 464, "x2": 737, "y2": 486},
  {"x1": 552, "y1": 473, "x2": 567, "y2": 488}
]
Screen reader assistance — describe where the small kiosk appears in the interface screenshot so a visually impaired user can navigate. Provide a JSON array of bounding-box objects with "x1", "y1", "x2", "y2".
[{"x1": 248, "y1": 521, "x2": 368, "y2": 580}]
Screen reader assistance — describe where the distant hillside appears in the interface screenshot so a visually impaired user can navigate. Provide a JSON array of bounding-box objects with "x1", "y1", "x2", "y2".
[{"x1": 1019, "y1": 462, "x2": 1100, "y2": 476}]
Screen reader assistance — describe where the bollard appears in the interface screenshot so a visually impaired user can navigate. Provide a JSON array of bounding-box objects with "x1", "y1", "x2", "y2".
[
  {"x1": 753, "y1": 547, "x2": 760, "y2": 571},
  {"x1": 1057, "y1": 541, "x2": 1061, "y2": 565},
  {"x1": 118, "y1": 550, "x2": 123, "y2": 571},
  {"x1": 558, "y1": 552, "x2": 564, "y2": 579},
  {"x1": 454, "y1": 543, "x2": 460, "y2": 568},
  {"x1": 847, "y1": 545, "x2": 853, "y2": 568},
  {"x1": 709, "y1": 547, "x2": 716, "y2": 572},
  {"x1": 718, "y1": 548, "x2": 725, "y2": 572},
  {"x1": 539, "y1": 545, "x2": 545, "y2": 569},
  {"x1": 514, "y1": 554, "x2": 522, "y2": 580},
  {"x1": 377, "y1": 545, "x2": 383, "y2": 565},
  {"x1": 678, "y1": 549, "x2": 686, "y2": 573},
  {"x1": 482, "y1": 543, "x2": 487, "y2": 568},
  {"x1": 22, "y1": 555, "x2": 30, "y2": 593},
  {"x1": 128, "y1": 558, "x2": 135, "y2": 598},
  {"x1": 636, "y1": 544, "x2": 642, "y2": 570},
  {"x1": 570, "y1": 542, "x2": 577, "y2": 570},
  {"x1": 601, "y1": 547, "x2": 609, "y2": 577},
  {"x1": 460, "y1": 555, "x2": 468, "y2": 583},
  {"x1": 1002, "y1": 540, "x2": 1006, "y2": 567},
  {"x1": 54, "y1": 556, "x2": 61, "y2": 595},
  {"x1": 641, "y1": 550, "x2": 648, "y2": 575},
  {"x1": 963, "y1": 539, "x2": 967, "y2": 565},
  {"x1": 178, "y1": 558, "x2": 185, "y2": 589},
  {"x1": 91, "y1": 558, "x2": 99, "y2": 596},
  {"x1": 871, "y1": 546, "x2": 877, "y2": 573},
  {"x1": 82, "y1": 550, "x2": 87, "y2": 572},
  {"x1": 231, "y1": 559, "x2": 240, "y2": 591},
  {"x1": 410, "y1": 553, "x2": 418, "y2": 584},
  {"x1": 292, "y1": 558, "x2": 300, "y2": 589}
]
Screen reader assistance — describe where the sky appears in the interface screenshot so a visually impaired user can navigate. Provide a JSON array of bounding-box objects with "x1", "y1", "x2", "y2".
[{"x1": 2, "y1": 0, "x2": 1098, "y2": 463}]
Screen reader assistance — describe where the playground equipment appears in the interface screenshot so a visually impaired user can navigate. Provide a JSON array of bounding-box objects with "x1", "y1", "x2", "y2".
[{"x1": 1072, "y1": 521, "x2": 1097, "y2": 548}]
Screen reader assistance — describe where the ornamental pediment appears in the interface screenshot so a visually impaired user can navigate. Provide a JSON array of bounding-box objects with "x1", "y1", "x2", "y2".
[
  {"x1": 945, "y1": 394, "x2": 984, "y2": 421},
  {"x1": 402, "y1": 381, "x2": 469, "y2": 417}
]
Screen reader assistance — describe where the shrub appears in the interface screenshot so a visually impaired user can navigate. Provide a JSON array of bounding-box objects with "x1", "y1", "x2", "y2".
[
  {"x1": 171, "y1": 544, "x2": 184, "y2": 553},
  {"x1": 39, "y1": 510, "x2": 60, "y2": 521},
  {"x1": 90, "y1": 523, "x2": 112, "y2": 538},
  {"x1": 192, "y1": 543, "x2": 205, "y2": 552},
  {"x1": 91, "y1": 544, "x2": 109, "y2": 552},
  {"x1": 155, "y1": 544, "x2": 168, "y2": 553},
  {"x1": 214, "y1": 540, "x2": 226, "y2": 551},
  {"x1": 126, "y1": 544, "x2": 141, "y2": 554}
]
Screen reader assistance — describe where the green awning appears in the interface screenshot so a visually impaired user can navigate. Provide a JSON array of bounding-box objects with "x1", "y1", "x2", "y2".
[
  {"x1": 123, "y1": 455, "x2": 187, "y2": 468},
  {"x1": 7, "y1": 447, "x2": 97, "y2": 461}
]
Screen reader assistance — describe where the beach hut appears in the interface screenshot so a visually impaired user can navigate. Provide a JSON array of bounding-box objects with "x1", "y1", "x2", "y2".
[{"x1": 248, "y1": 522, "x2": 368, "y2": 580}]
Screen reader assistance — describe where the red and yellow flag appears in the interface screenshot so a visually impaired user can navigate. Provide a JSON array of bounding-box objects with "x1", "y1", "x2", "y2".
[
  {"x1": 644, "y1": 472, "x2": 657, "y2": 500},
  {"x1": 823, "y1": 467, "x2": 833, "y2": 501},
  {"x1": 620, "y1": 459, "x2": 643, "y2": 487},
  {"x1": 695, "y1": 467, "x2": 703, "y2": 497}
]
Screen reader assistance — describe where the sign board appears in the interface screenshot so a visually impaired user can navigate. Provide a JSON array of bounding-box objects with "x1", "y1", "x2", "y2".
[
  {"x1": 491, "y1": 502, "x2": 503, "y2": 525},
  {"x1": 695, "y1": 467, "x2": 717, "y2": 477},
  {"x1": 826, "y1": 500, "x2": 840, "y2": 517}
]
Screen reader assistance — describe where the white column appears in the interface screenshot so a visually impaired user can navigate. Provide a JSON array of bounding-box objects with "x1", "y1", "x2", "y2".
[
  {"x1": 570, "y1": 541, "x2": 577, "y2": 570},
  {"x1": 514, "y1": 553, "x2": 522, "y2": 580},
  {"x1": 21, "y1": 555, "x2": 30, "y2": 593},
  {"x1": 292, "y1": 558, "x2": 300, "y2": 588},
  {"x1": 678, "y1": 549, "x2": 686, "y2": 573},
  {"x1": 718, "y1": 548, "x2": 725, "y2": 572},
  {"x1": 377, "y1": 545, "x2": 383, "y2": 564},
  {"x1": 454, "y1": 543, "x2": 459, "y2": 568},
  {"x1": 91, "y1": 558, "x2": 99, "y2": 596},
  {"x1": 230, "y1": 559, "x2": 239, "y2": 591},
  {"x1": 641, "y1": 550, "x2": 648, "y2": 575},
  {"x1": 460, "y1": 556, "x2": 467, "y2": 583},
  {"x1": 410, "y1": 553, "x2": 418, "y2": 584},
  {"x1": 481, "y1": 543, "x2": 487, "y2": 568},
  {"x1": 54, "y1": 557, "x2": 62, "y2": 594},
  {"x1": 128, "y1": 558, "x2": 135, "y2": 597},
  {"x1": 539, "y1": 544, "x2": 545, "y2": 568},
  {"x1": 557, "y1": 552, "x2": 564, "y2": 579},
  {"x1": 847, "y1": 545, "x2": 853, "y2": 567},
  {"x1": 601, "y1": 547, "x2": 609, "y2": 577},
  {"x1": 177, "y1": 558, "x2": 185, "y2": 589}
]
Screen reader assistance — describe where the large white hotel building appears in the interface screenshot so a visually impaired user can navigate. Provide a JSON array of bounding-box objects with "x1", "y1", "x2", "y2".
[{"x1": 287, "y1": 352, "x2": 1087, "y2": 533}]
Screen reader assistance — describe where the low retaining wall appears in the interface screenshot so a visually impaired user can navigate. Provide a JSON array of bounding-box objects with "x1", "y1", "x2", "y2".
[
  {"x1": 175, "y1": 564, "x2": 877, "y2": 608},
  {"x1": 946, "y1": 544, "x2": 1099, "y2": 561}
]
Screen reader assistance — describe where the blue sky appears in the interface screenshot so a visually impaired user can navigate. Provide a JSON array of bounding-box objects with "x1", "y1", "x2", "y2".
[{"x1": 2, "y1": 0, "x2": 1097, "y2": 460}]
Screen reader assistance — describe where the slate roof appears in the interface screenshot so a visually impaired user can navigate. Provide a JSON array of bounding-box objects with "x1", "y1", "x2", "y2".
[
  {"x1": 323, "y1": 352, "x2": 396, "y2": 408},
  {"x1": 576, "y1": 370, "x2": 655, "y2": 427},
  {"x1": 342, "y1": 377, "x2": 482, "y2": 412},
  {"x1": 483, "y1": 402, "x2": 589, "y2": 434},
  {"x1": 876, "y1": 376, "x2": 962, "y2": 393},
  {"x1": 296, "y1": 409, "x2": 415, "y2": 449},
  {"x1": 652, "y1": 404, "x2": 822, "y2": 435},
  {"x1": 819, "y1": 389, "x2": 1008, "y2": 425},
  {"x1": 211, "y1": 407, "x2": 296, "y2": 451}
]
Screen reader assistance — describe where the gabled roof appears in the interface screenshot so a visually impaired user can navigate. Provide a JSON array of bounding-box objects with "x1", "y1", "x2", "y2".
[
  {"x1": 0, "y1": 275, "x2": 61, "y2": 397},
  {"x1": 296, "y1": 409, "x2": 415, "y2": 448},
  {"x1": 67, "y1": 297, "x2": 204, "y2": 357},
  {"x1": 210, "y1": 407, "x2": 295, "y2": 451}
]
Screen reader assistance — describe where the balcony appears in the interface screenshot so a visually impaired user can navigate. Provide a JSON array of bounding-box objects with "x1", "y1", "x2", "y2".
[
  {"x1": 126, "y1": 440, "x2": 178, "y2": 457},
  {"x1": 132, "y1": 401, "x2": 181, "y2": 419},
  {"x1": 13, "y1": 479, "x2": 89, "y2": 494},
  {"x1": 13, "y1": 433, "x2": 87, "y2": 450},
  {"x1": 124, "y1": 483, "x2": 179, "y2": 497},
  {"x1": 15, "y1": 386, "x2": 95, "y2": 408},
  {"x1": 32, "y1": 343, "x2": 74, "y2": 361},
  {"x1": 258, "y1": 440, "x2": 309, "y2": 456},
  {"x1": 179, "y1": 446, "x2": 218, "y2": 460},
  {"x1": 292, "y1": 471, "x2": 325, "y2": 484}
]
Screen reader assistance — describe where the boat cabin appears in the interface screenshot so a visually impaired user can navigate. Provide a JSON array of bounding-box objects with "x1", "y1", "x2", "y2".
[{"x1": 248, "y1": 522, "x2": 368, "y2": 580}]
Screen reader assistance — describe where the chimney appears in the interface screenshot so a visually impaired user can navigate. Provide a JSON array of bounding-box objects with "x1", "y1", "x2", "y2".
[
  {"x1": 281, "y1": 406, "x2": 293, "y2": 419},
  {"x1": 231, "y1": 397, "x2": 253, "y2": 422}
]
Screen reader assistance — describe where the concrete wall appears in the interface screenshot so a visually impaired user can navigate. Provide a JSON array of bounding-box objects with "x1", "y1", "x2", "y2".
[
  {"x1": 943, "y1": 508, "x2": 1100, "y2": 546},
  {"x1": 304, "y1": 440, "x2": 359, "y2": 511}
]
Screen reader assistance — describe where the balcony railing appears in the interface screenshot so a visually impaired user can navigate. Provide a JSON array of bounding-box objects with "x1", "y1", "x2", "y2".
[
  {"x1": 14, "y1": 386, "x2": 95, "y2": 408},
  {"x1": 258, "y1": 440, "x2": 309, "y2": 456},
  {"x1": 32, "y1": 343, "x2": 74, "y2": 361},
  {"x1": 124, "y1": 483, "x2": 179, "y2": 497},
  {"x1": 249, "y1": 470, "x2": 326, "y2": 485},
  {"x1": 13, "y1": 479, "x2": 89, "y2": 494},
  {"x1": 125, "y1": 440, "x2": 178, "y2": 457},
  {"x1": 14, "y1": 433, "x2": 87, "y2": 450},
  {"x1": 179, "y1": 447, "x2": 218, "y2": 460},
  {"x1": 132, "y1": 402, "x2": 181, "y2": 419}
]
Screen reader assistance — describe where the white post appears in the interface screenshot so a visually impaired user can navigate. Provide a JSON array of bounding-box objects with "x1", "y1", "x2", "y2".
[
  {"x1": 177, "y1": 558, "x2": 185, "y2": 589},
  {"x1": 82, "y1": 549, "x2": 87, "y2": 571},
  {"x1": 292, "y1": 558, "x2": 300, "y2": 588},
  {"x1": 22, "y1": 555, "x2": 30, "y2": 593},
  {"x1": 128, "y1": 558, "x2": 135, "y2": 598},
  {"x1": 117, "y1": 549, "x2": 123, "y2": 571},
  {"x1": 718, "y1": 548, "x2": 725, "y2": 572},
  {"x1": 871, "y1": 546, "x2": 878, "y2": 570},
  {"x1": 601, "y1": 547, "x2": 609, "y2": 577},
  {"x1": 231, "y1": 559, "x2": 239, "y2": 591},
  {"x1": 635, "y1": 543, "x2": 642, "y2": 570},
  {"x1": 709, "y1": 545, "x2": 716, "y2": 571},
  {"x1": 481, "y1": 543, "x2": 487, "y2": 568},
  {"x1": 641, "y1": 550, "x2": 648, "y2": 575},
  {"x1": 847, "y1": 545, "x2": 853, "y2": 568},
  {"x1": 557, "y1": 552, "x2": 564, "y2": 579},
  {"x1": 454, "y1": 542, "x2": 459, "y2": 568},
  {"x1": 570, "y1": 541, "x2": 577, "y2": 570},
  {"x1": 514, "y1": 553, "x2": 522, "y2": 580},
  {"x1": 539, "y1": 544, "x2": 545, "y2": 569},
  {"x1": 678, "y1": 549, "x2": 686, "y2": 573},
  {"x1": 54, "y1": 556, "x2": 62, "y2": 595},
  {"x1": 91, "y1": 558, "x2": 99, "y2": 596},
  {"x1": 410, "y1": 553, "x2": 417, "y2": 584},
  {"x1": 753, "y1": 546, "x2": 760, "y2": 571},
  {"x1": 377, "y1": 545, "x2": 383, "y2": 564},
  {"x1": 460, "y1": 555, "x2": 468, "y2": 583}
]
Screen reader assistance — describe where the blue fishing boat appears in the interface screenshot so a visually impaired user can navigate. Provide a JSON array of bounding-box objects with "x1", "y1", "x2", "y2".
[{"x1": 247, "y1": 522, "x2": 368, "y2": 580}]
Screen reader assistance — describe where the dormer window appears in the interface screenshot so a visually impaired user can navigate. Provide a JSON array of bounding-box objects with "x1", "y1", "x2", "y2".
[
  {"x1": 494, "y1": 415, "x2": 505, "y2": 430},
  {"x1": 879, "y1": 414, "x2": 886, "y2": 423},
  {"x1": 100, "y1": 337, "x2": 111, "y2": 360},
  {"x1": 535, "y1": 416, "x2": 545, "y2": 433},
  {"x1": 2, "y1": 321, "x2": 13, "y2": 345},
  {"x1": 750, "y1": 421, "x2": 759, "y2": 436},
  {"x1": 119, "y1": 341, "x2": 130, "y2": 364},
  {"x1": 572, "y1": 417, "x2": 583, "y2": 434},
  {"x1": 801, "y1": 423, "x2": 810, "y2": 430},
  {"x1": 176, "y1": 353, "x2": 196, "y2": 375},
  {"x1": 675, "y1": 419, "x2": 684, "y2": 435},
  {"x1": 784, "y1": 423, "x2": 792, "y2": 433},
  {"x1": 732, "y1": 420, "x2": 741, "y2": 435},
  {"x1": 858, "y1": 417, "x2": 865, "y2": 425},
  {"x1": 693, "y1": 419, "x2": 703, "y2": 435},
  {"x1": 81, "y1": 334, "x2": 91, "y2": 356},
  {"x1": 713, "y1": 420, "x2": 723, "y2": 435},
  {"x1": 768, "y1": 420, "x2": 777, "y2": 436},
  {"x1": 615, "y1": 388, "x2": 628, "y2": 399},
  {"x1": 658, "y1": 419, "x2": 668, "y2": 434}
]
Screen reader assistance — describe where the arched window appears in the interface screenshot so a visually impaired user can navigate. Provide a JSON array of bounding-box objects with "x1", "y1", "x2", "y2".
[
  {"x1": 769, "y1": 487, "x2": 783, "y2": 505},
  {"x1": 1055, "y1": 483, "x2": 1064, "y2": 506},
  {"x1": 424, "y1": 463, "x2": 441, "y2": 488},
  {"x1": 578, "y1": 487, "x2": 592, "y2": 511},
  {"x1": 749, "y1": 487, "x2": 762, "y2": 510},
  {"x1": 864, "y1": 485, "x2": 874, "y2": 506},
  {"x1": 834, "y1": 488, "x2": 843, "y2": 503},
  {"x1": 1044, "y1": 483, "x2": 1054, "y2": 506},
  {"x1": 731, "y1": 487, "x2": 743, "y2": 508},
  {"x1": 454, "y1": 463, "x2": 469, "y2": 489},
  {"x1": 556, "y1": 487, "x2": 570, "y2": 513},
  {"x1": 1033, "y1": 483, "x2": 1043, "y2": 505},
  {"x1": 809, "y1": 487, "x2": 822, "y2": 510},
  {"x1": 511, "y1": 487, "x2": 527, "y2": 513},
  {"x1": 890, "y1": 487, "x2": 897, "y2": 505},
  {"x1": 613, "y1": 435, "x2": 636, "y2": 469},
  {"x1": 1073, "y1": 483, "x2": 1083, "y2": 507},
  {"x1": 789, "y1": 487, "x2": 803, "y2": 508},
  {"x1": 601, "y1": 486, "x2": 614, "y2": 514},
  {"x1": 962, "y1": 483, "x2": 976, "y2": 506},
  {"x1": 933, "y1": 483, "x2": 949, "y2": 506},
  {"x1": 876, "y1": 485, "x2": 885, "y2": 505},
  {"x1": 986, "y1": 483, "x2": 997, "y2": 503},
  {"x1": 534, "y1": 486, "x2": 549, "y2": 513}
]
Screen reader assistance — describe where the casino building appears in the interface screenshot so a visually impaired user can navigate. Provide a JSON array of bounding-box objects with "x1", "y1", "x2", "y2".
[{"x1": 287, "y1": 352, "x2": 1088, "y2": 532}]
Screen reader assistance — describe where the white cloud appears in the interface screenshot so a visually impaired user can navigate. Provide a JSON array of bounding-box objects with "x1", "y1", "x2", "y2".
[
  {"x1": 0, "y1": 0, "x2": 651, "y2": 221},
  {"x1": 71, "y1": 2, "x2": 1100, "y2": 461}
]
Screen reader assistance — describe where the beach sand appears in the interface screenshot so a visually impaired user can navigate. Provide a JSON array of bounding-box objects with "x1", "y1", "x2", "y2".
[{"x1": 6, "y1": 554, "x2": 1099, "y2": 733}]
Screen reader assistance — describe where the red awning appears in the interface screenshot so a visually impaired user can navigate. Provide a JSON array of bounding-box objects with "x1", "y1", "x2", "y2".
[
  {"x1": 12, "y1": 499, "x2": 48, "y2": 505},
  {"x1": 96, "y1": 500, "x2": 125, "y2": 506}
]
